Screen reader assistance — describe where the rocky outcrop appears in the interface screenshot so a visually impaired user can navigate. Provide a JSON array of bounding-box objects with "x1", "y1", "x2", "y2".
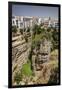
[
  {"x1": 15, "y1": 60, "x2": 58, "y2": 85},
  {"x1": 12, "y1": 34, "x2": 58, "y2": 85},
  {"x1": 12, "y1": 34, "x2": 31, "y2": 84},
  {"x1": 32, "y1": 38, "x2": 51, "y2": 72}
]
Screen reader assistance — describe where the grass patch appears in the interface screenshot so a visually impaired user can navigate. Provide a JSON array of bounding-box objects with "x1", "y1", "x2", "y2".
[
  {"x1": 14, "y1": 60, "x2": 33, "y2": 84},
  {"x1": 21, "y1": 61, "x2": 33, "y2": 77}
]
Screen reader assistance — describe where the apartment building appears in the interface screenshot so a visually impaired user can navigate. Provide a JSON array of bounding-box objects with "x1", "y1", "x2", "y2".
[
  {"x1": 12, "y1": 16, "x2": 33, "y2": 30},
  {"x1": 43, "y1": 17, "x2": 59, "y2": 29},
  {"x1": 12, "y1": 16, "x2": 58, "y2": 30}
]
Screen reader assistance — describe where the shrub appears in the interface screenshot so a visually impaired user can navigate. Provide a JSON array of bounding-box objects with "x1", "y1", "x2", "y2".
[
  {"x1": 21, "y1": 62, "x2": 33, "y2": 77},
  {"x1": 52, "y1": 28, "x2": 59, "y2": 49},
  {"x1": 41, "y1": 28, "x2": 45, "y2": 33},
  {"x1": 47, "y1": 27, "x2": 51, "y2": 32},
  {"x1": 48, "y1": 67, "x2": 59, "y2": 84},
  {"x1": 32, "y1": 24, "x2": 42, "y2": 35},
  {"x1": 20, "y1": 29, "x2": 23, "y2": 34},
  {"x1": 24, "y1": 35, "x2": 28, "y2": 42},
  {"x1": 14, "y1": 71, "x2": 22, "y2": 84},
  {"x1": 27, "y1": 27, "x2": 30, "y2": 32},
  {"x1": 12, "y1": 26, "x2": 17, "y2": 33}
]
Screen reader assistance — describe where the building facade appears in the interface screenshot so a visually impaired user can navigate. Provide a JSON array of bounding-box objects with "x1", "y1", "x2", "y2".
[{"x1": 12, "y1": 16, "x2": 58, "y2": 30}]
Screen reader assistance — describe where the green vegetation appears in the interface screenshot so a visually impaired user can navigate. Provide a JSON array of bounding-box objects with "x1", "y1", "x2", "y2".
[
  {"x1": 48, "y1": 67, "x2": 59, "y2": 84},
  {"x1": 20, "y1": 29, "x2": 23, "y2": 34},
  {"x1": 27, "y1": 27, "x2": 30, "y2": 32},
  {"x1": 12, "y1": 26, "x2": 17, "y2": 33},
  {"x1": 32, "y1": 25, "x2": 52, "y2": 43},
  {"x1": 21, "y1": 61, "x2": 33, "y2": 76},
  {"x1": 13, "y1": 23, "x2": 59, "y2": 85},
  {"x1": 12, "y1": 23, "x2": 58, "y2": 51},
  {"x1": 14, "y1": 71, "x2": 22, "y2": 84},
  {"x1": 32, "y1": 34, "x2": 41, "y2": 42},
  {"x1": 32, "y1": 24, "x2": 41, "y2": 38},
  {"x1": 52, "y1": 28, "x2": 59, "y2": 50},
  {"x1": 47, "y1": 49, "x2": 58, "y2": 84},
  {"x1": 33, "y1": 24, "x2": 58, "y2": 51},
  {"x1": 24, "y1": 35, "x2": 28, "y2": 42},
  {"x1": 14, "y1": 60, "x2": 33, "y2": 84}
]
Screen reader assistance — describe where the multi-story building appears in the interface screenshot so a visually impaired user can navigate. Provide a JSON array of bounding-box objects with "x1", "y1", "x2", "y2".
[
  {"x1": 43, "y1": 17, "x2": 51, "y2": 28},
  {"x1": 12, "y1": 16, "x2": 33, "y2": 30},
  {"x1": 23, "y1": 16, "x2": 33, "y2": 29},
  {"x1": 12, "y1": 16, "x2": 24, "y2": 29},
  {"x1": 43, "y1": 17, "x2": 59, "y2": 29},
  {"x1": 53, "y1": 20, "x2": 59, "y2": 29},
  {"x1": 12, "y1": 16, "x2": 58, "y2": 30},
  {"x1": 38, "y1": 18, "x2": 41, "y2": 25}
]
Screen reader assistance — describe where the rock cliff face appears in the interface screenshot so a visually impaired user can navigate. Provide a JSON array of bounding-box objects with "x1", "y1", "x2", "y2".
[
  {"x1": 32, "y1": 38, "x2": 51, "y2": 72},
  {"x1": 12, "y1": 34, "x2": 31, "y2": 83},
  {"x1": 12, "y1": 34, "x2": 59, "y2": 85}
]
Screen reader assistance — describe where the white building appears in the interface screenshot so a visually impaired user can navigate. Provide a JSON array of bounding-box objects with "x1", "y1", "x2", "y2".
[
  {"x1": 12, "y1": 16, "x2": 58, "y2": 30},
  {"x1": 23, "y1": 16, "x2": 33, "y2": 29},
  {"x1": 12, "y1": 16, "x2": 24, "y2": 29},
  {"x1": 12, "y1": 16, "x2": 33, "y2": 30}
]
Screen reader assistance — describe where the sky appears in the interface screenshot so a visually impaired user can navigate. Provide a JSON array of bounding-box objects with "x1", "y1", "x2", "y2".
[{"x1": 12, "y1": 4, "x2": 58, "y2": 19}]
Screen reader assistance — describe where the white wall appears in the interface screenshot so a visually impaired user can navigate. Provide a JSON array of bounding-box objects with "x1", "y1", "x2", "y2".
[{"x1": 0, "y1": 0, "x2": 62, "y2": 90}]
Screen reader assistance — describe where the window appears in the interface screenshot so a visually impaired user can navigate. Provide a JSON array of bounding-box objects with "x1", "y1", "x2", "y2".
[
  {"x1": 16, "y1": 20, "x2": 18, "y2": 28},
  {"x1": 13, "y1": 21, "x2": 14, "y2": 24},
  {"x1": 20, "y1": 23, "x2": 23, "y2": 27}
]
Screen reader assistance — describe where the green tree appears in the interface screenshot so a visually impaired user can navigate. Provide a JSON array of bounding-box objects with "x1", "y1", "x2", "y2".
[
  {"x1": 41, "y1": 28, "x2": 46, "y2": 34},
  {"x1": 52, "y1": 28, "x2": 59, "y2": 49},
  {"x1": 32, "y1": 24, "x2": 38, "y2": 37},
  {"x1": 32, "y1": 24, "x2": 42, "y2": 38},
  {"x1": 36, "y1": 26, "x2": 41, "y2": 34}
]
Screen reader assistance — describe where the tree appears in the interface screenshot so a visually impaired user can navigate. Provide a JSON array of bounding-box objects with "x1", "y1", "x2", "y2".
[
  {"x1": 32, "y1": 24, "x2": 42, "y2": 39},
  {"x1": 52, "y1": 28, "x2": 59, "y2": 49},
  {"x1": 41, "y1": 28, "x2": 45, "y2": 34},
  {"x1": 47, "y1": 27, "x2": 51, "y2": 32},
  {"x1": 36, "y1": 26, "x2": 41, "y2": 34}
]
